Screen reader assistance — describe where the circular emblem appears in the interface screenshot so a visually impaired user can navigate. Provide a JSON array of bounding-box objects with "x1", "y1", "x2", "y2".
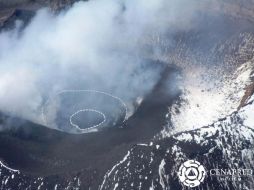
[{"x1": 178, "y1": 160, "x2": 206, "y2": 187}]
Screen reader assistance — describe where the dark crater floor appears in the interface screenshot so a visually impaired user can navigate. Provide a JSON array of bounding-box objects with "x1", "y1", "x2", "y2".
[{"x1": 0, "y1": 64, "x2": 181, "y2": 188}]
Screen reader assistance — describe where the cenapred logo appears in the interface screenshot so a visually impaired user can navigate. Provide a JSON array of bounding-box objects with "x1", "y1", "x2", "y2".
[{"x1": 178, "y1": 160, "x2": 206, "y2": 187}]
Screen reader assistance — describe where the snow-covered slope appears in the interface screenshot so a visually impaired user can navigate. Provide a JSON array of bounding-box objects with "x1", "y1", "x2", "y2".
[
  {"x1": 100, "y1": 95, "x2": 254, "y2": 190},
  {"x1": 161, "y1": 31, "x2": 254, "y2": 136},
  {"x1": 167, "y1": 60, "x2": 254, "y2": 134}
]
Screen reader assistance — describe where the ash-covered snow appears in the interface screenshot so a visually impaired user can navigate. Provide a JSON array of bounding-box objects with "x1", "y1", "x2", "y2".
[
  {"x1": 100, "y1": 94, "x2": 254, "y2": 190},
  {"x1": 0, "y1": 161, "x2": 82, "y2": 190},
  {"x1": 163, "y1": 33, "x2": 254, "y2": 136},
  {"x1": 239, "y1": 102, "x2": 254, "y2": 129}
]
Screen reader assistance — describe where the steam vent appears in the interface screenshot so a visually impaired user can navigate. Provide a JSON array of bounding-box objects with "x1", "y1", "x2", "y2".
[{"x1": 0, "y1": 0, "x2": 254, "y2": 190}]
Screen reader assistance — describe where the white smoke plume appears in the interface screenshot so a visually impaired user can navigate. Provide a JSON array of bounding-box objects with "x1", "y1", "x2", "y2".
[{"x1": 0, "y1": 0, "x2": 199, "y2": 130}]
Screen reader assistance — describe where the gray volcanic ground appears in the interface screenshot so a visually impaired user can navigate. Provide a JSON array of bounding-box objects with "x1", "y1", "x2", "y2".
[{"x1": 0, "y1": 0, "x2": 254, "y2": 190}]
